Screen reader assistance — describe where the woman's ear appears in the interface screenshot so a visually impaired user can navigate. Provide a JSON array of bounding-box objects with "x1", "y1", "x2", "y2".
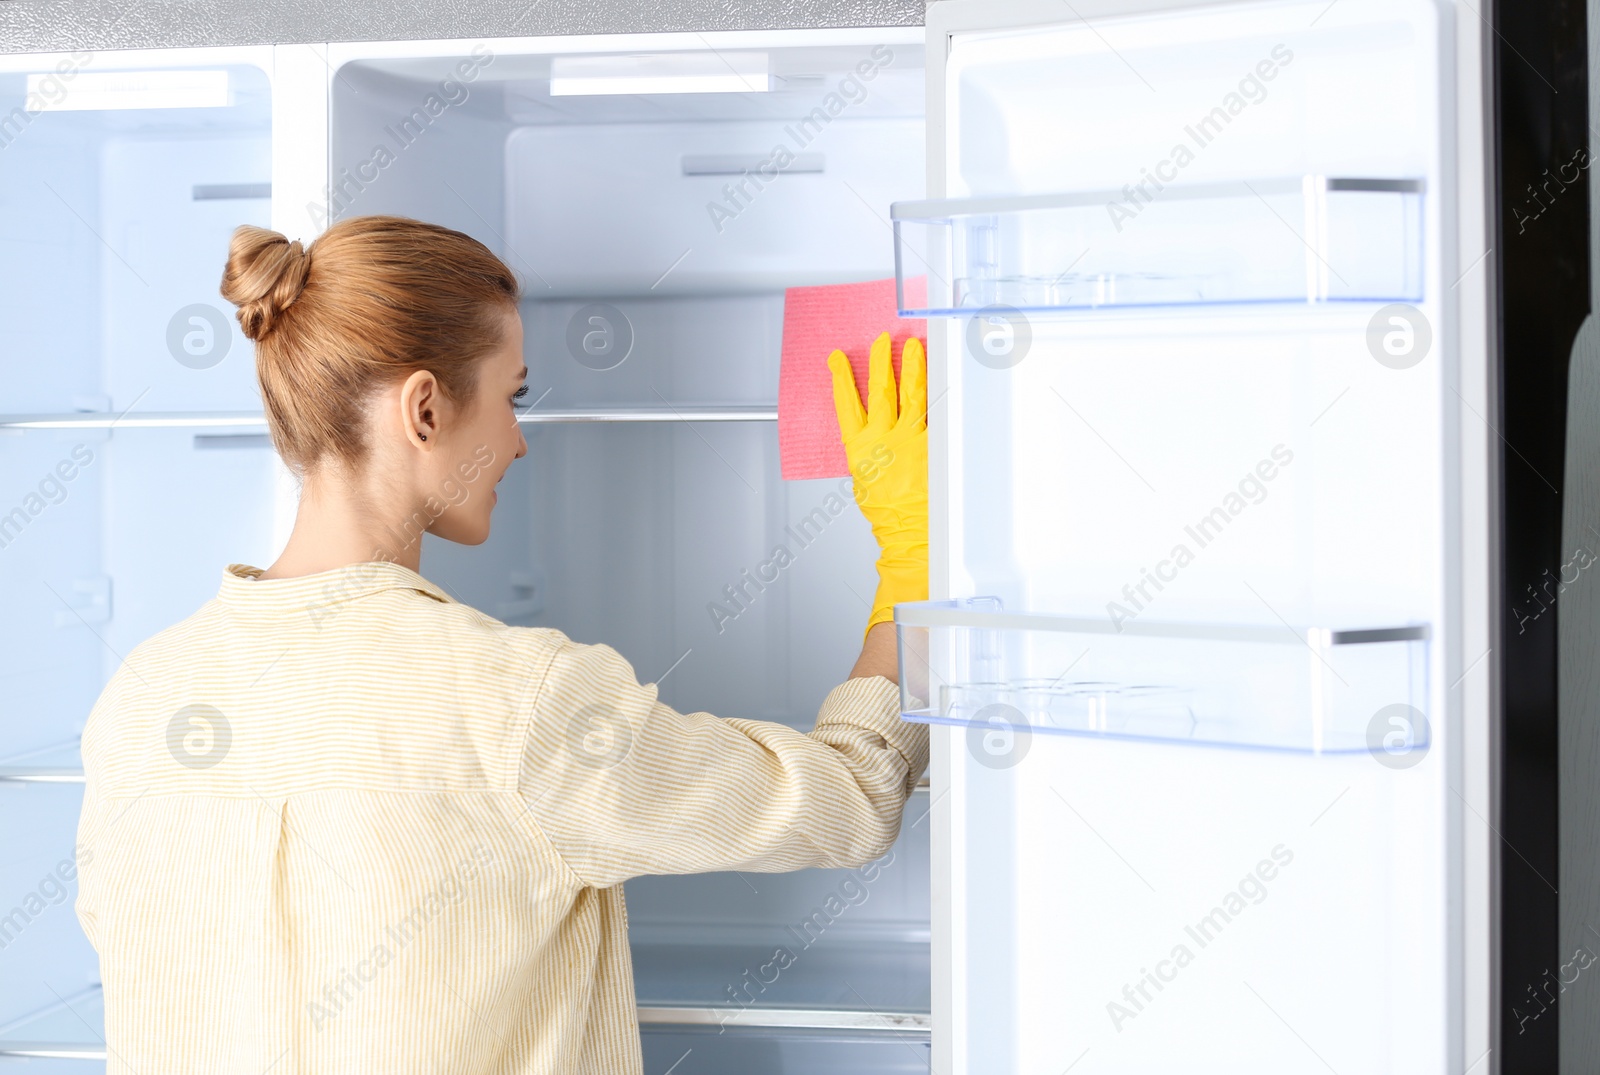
[{"x1": 399, "y1": 369, "x2": 439, "y2": 447}]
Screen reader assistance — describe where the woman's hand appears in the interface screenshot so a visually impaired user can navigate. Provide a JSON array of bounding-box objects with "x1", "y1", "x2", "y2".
[{"x1": 829, "y1": 331, "x2": 929, "y2": 658}]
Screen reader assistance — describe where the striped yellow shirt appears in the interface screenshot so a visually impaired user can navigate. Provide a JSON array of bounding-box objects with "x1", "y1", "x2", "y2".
[{"x1": 74, "y1": 560, "x2": 927, "y2": 1074}]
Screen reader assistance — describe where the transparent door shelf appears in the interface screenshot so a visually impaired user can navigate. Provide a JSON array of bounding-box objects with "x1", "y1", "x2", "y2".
[
  {"x1": 894, "y1": 599, "x2": 1430, "y2": 754},
  {"x1": 892, "y1": 177, "x2": 1424, "y2": 315}
]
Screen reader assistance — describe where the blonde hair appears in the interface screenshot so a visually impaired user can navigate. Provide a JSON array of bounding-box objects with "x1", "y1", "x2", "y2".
[{"x1": 220, "y1": 215, "x2": 521, "y2": 474}]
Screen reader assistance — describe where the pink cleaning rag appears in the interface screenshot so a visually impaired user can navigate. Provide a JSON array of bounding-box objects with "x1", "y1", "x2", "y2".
[{"x1": 778, "y1": 276, "x2": 927, "y2": 480}]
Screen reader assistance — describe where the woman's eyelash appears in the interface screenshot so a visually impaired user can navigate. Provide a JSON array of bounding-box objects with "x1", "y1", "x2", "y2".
[{"x1": 512, "y1": 384, "x2": 529, "y2": 402}]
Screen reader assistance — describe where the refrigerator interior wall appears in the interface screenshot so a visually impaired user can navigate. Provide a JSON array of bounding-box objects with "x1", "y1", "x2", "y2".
[
  {"x1": 0, "y1": 55, "x2": 275, "y2": 1056},
  {"x1": 327, "y1": 45, "x2": 927, "y2": 707},
  {"x1": 328, "y1": 38, "x2": 932, "y2": 1067},
  {"x1": 928, "y1": 1, "x2": 1454, "y2": 1071}
]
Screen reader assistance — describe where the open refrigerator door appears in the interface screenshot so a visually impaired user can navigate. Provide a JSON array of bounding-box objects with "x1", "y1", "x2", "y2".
[{"x1": 905, "y1": 1, "x2": 1490, "y2": 1071}]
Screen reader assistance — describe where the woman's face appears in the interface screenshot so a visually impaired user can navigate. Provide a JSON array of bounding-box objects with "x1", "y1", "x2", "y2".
[{"x1": 421, "y1": 307, "x2": 529, "y2": 546}]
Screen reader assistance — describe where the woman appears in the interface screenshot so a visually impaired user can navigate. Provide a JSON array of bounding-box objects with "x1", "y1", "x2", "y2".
[{"x1": 73, "y1": 215, "x2": 929, "y2": 1073}]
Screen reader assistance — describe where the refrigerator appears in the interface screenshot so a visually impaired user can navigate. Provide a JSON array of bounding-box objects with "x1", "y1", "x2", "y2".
[{"x1": 0, "y1": 0, "x2": 1589, "y2": 1071}]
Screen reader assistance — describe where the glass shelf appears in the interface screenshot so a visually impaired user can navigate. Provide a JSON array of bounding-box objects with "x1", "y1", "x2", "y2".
[
  {"x1": 895, "y1": 598, "x2": 1430, "y2": 754},
  {"x1": 0, "y1": 406, "x2": 778, "y2": 430},
  {"x1": 892, "y1": 177, "x2": 1425, "y2": 316},
  {"x1": 0, "y1": 740, "x2": 84, "y2": 785},
  {"x1": 0, "y1": 757, "x2": 925, "y2": 788},
  {"x1": 0, "y1": 983, "x2": 925, "y2": 1060},
  {"x1": 0, "y1": 987, "x2": 103, "y2": 1060}
]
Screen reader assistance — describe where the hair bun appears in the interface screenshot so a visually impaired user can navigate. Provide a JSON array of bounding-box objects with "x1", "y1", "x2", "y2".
[{"x1": 220, "y1": 225, "x2": 311, "y2": 341}]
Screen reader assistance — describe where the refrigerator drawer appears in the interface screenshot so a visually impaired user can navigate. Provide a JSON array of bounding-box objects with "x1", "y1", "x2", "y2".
[
  {"x1": 896, "y1": 597, "x2": 1429, "y2": 755},
  {"x1": 892, "y1": 177, "x2": 1424, "y2": 316}
]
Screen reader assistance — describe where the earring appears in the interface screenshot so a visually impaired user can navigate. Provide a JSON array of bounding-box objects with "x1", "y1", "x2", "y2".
[{"x1": 419, "y1": 433, "x2": 427, "y2": 441}]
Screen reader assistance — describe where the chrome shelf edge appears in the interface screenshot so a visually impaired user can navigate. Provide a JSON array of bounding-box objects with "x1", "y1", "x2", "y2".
[
  {"x1": 0, "y1": 769, "x2": 85, "y2": 784},
  {"x1": 0, "y1": 754, "x2": 919, "y2": 787},
  {"x1": 519, "y1": 407, "x2": 776, "y2": 424},
  {"x1": 0, "y1": 769, "x2": 905, "y2": 788},
  {"x1": 637, "y1": 1005, "x2": 930, "y2": 1032},
  {"x1": 0, "y1": 412, "x2": 268, "y2": 430},
  {"x1": 0, "y1": 1043, "x2": 106, "y2": 1060},
  {"x1": 0, "y1": 407, "x2": 778, "y2": 429}
]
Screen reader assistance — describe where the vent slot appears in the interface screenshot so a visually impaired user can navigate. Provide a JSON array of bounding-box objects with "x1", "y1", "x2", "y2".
[
  {"x1": 192, "y1": 182, "x2": 271, "y2": 201},
  {"x1": 681, "y1": 154, "x2": 823, "y2": 177},
  {"x1": 193, "y1": 433, "x2": 272, "y2": 450}
]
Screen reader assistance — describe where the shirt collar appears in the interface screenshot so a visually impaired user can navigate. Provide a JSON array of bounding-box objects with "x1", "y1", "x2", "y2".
[{"x1": 218, "y1": 560, "x2": 453, "y2": 614}]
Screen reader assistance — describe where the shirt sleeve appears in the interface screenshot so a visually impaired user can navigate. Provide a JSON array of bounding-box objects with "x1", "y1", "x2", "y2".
[{"x1": 515, "y1": 636, "x2": 929, "y2": 889}]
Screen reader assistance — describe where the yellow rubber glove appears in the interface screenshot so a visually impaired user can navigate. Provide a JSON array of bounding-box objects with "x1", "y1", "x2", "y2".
[{"x1": 828, "y1": 331, "x2": 929, "y2": 640}]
